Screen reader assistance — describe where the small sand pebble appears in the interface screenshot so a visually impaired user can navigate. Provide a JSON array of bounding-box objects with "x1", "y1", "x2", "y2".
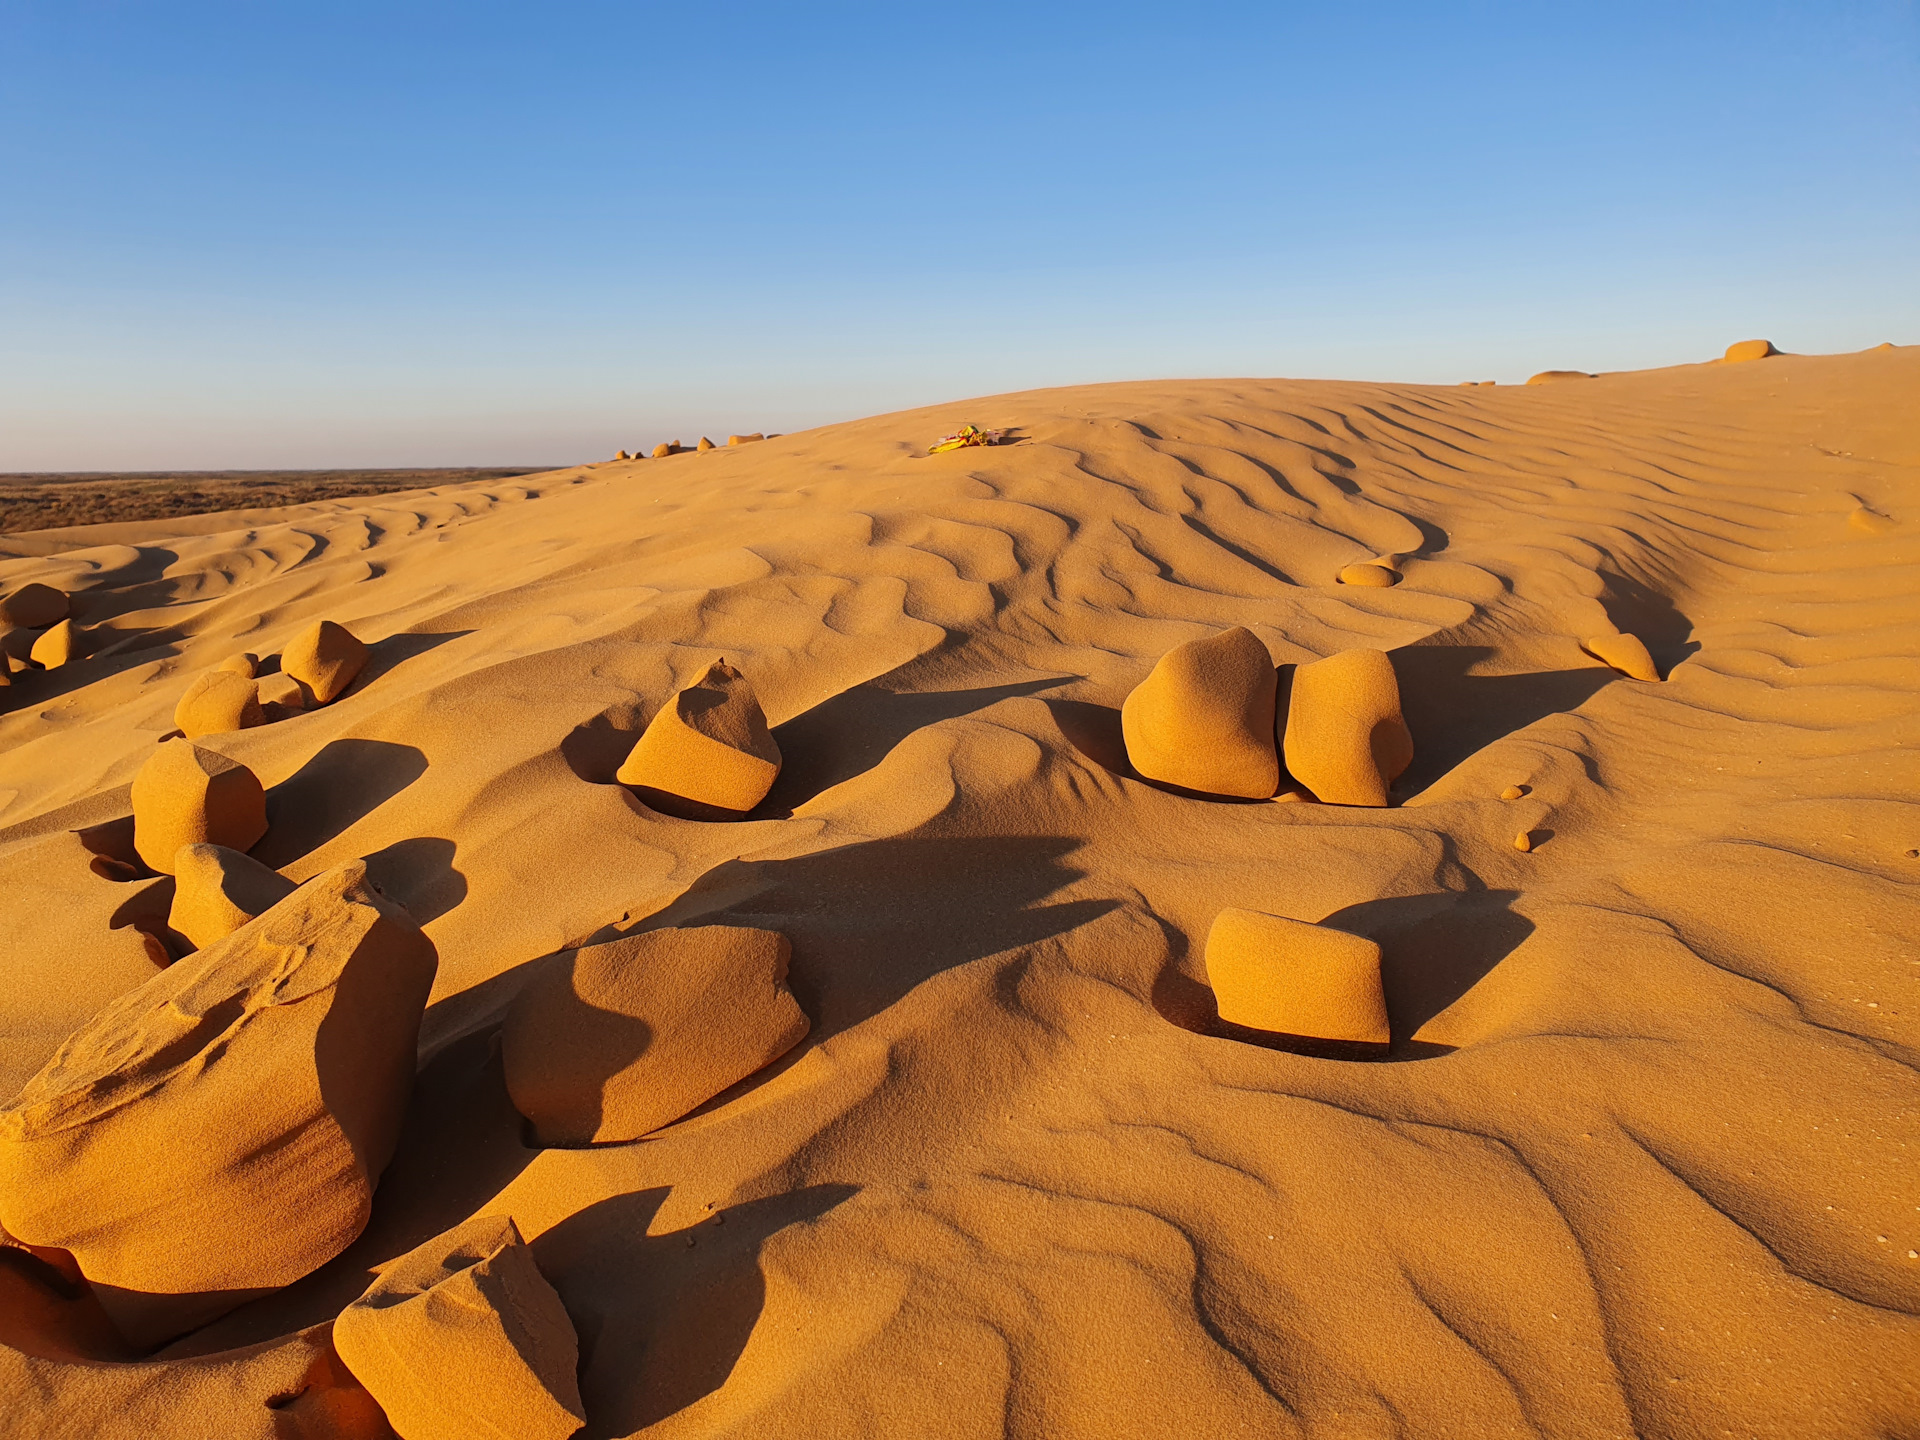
[
  {"x1": 1514, "y1": 831, "x2": 1534, "y2": 852},
  {"x1": 1501, "y1": 785, "x2": 1527, "y2": 801},
  {"x1": 696, "y1": 437, "x2": 716, "y2": 452},
  {"x1": 614, "y1": 449, "x2": 630, "y2": 461},
  {"x1": 652, "y1": 441, "x2": 679, "y2": 458},
  {"x1": 1337, "y1": 562, "x2": 1399, "y2": 588}
]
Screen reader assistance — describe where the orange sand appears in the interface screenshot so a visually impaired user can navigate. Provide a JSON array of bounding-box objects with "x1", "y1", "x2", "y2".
[{"x1": 1, "y1": 345, "x2": 1917, "y2": 1435}]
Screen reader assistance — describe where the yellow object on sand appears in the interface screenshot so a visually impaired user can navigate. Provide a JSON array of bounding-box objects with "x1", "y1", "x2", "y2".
[{"x1": 928, "y1": 424, "x2": 1007, "y2": 454}]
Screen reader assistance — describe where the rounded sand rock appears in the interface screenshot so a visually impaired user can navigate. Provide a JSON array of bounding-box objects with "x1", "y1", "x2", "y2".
[
  {"x1": 1281, "y1": 648, "x2": 1413, "y2": 807},
  {"x1": 282, "y1": 620, "x2": 369, "y2": 706},
  {"x1": 174, "y1": 669, "x2": 265, "y2": 739},
  {"x1": 1526, "y1": 370, "x2": 1592, "y2": 384},
  {"x1": 333, "y1": 1215, "x2": 584, "y2": 1440},
  {"x1": 168, "y1": 843, "x2": 298, "y2": 950},
  {"x1": 29, "y1": 620, "x2": 78, "y2": 670},
  {"x1": 131, "y1": 741, "x2": 268, "y2": 874},
  {"x1": 1580, "y1": 631, "x2": 1660, "y2": 681},
  {"x1": 1337, "y1": 562, "x2": 1398, "y2": 588},
  {"x1": 651, "y1": 442, "x2": 678, "y2": 458},
  {"x1": 0, "y1": 583, "x2": 69, "y2": 630},
  {"x1": 616, "y1": 659, "x2": 782, "y2": 816},
  {"x1": 1205, "y1": 908, "x2": 1389, "y2": 1047},
  {"x1": 696, "y1": 436, "x2": 716, "y2": 451},
  {"x1": 503, "y1": 924, "x2": 809, "y2": 1146},
  {"x1": 0, "y1": 861, "x2": 438, "y2": 1349},
  {"x1": 1724, "y1": 339, "x2": 1776, "y2": 363},
  {"x1": 1120, "y1": 626, "x2": 1279, "y2": 799},
  {"x1": 216, "y1": 652, "x2": 259, "y2": 678},
  {"x1": 728, "y1": 433, "x2": 765, "y2": 446}
]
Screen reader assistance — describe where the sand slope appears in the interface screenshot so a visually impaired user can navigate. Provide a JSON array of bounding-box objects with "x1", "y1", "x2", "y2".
[{"x1": 2, "y1": 347, "x2": 1917, "y2": 1437}]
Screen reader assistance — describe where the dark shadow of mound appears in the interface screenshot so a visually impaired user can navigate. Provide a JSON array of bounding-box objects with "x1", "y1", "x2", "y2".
[
  {"x1": 760, "y1": 677, "x2": 1069, "y2": 815},
  {"x1": 361, "y1": 835, "x2": 466, "y2": 926},
  {"x1": 254, "y1": 739, "x2": 428, "y2": 868},
  {"x1": 1319, "y1": 889, "x2": 1532, "y2": 1050},
  {"x1": 1390, "y1": 646, "x2": 1615, "y2": 792},
  {"x1": 1047, "y1": 698, "x2": 1133, "y2": 777},
  {"x1": 536, "y1": 1183, "x2": 856, "y2": 1434},
  {"x1": 1598, "y1": 572, "x2": 1698, "y2": 674},
  {"x1": 629, "y1": 832, "x2": 1115, "y2": 1043},
  {"x1": 345, "y1": 629, "x2": 471, "y2": 696},
  {"x1": 561, "y1": 700, "x2": 649, "y2": 784}
]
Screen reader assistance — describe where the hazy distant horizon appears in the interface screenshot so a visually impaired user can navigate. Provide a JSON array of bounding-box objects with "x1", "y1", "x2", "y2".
[{"x1": 4, "y1": 1, "x2": 1915, "y2": 471}]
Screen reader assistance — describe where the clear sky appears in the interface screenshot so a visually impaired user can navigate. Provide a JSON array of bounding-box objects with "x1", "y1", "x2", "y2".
[{"x1": 2, "y1": 2, "x2": 1915, "y2": 470}]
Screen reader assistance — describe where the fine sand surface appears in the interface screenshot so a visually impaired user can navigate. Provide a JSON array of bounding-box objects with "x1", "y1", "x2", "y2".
[{"x1": 1, "y1": 346, "x2": 1916, "y2": 1436}]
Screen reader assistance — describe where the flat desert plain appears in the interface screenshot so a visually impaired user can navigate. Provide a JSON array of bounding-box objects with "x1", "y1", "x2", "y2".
[{"x1": 0, "y1": 345, "x2": 1915, "y2": 1438}]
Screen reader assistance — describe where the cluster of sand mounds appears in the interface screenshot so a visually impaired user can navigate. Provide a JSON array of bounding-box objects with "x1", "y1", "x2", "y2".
[
  {"x1": 0, "y1": 345, "x2": 1916, "y2": 1436},
  {"x1": 1119, "y1": 626, "x2": 1419, "y2": 808},
  {"x1": 1, "y1": 581, "x2": 77, "y2": 682},
  {"x1": 503, "y1": 924, "x2": 810, "y2": 1146},
  {"x1": 0, "y1": 862, "x2": 437, "y2": 1350}
]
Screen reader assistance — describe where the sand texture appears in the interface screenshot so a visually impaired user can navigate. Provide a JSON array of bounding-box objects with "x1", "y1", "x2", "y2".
[{"x1": 0, "y1": 347, "x2": 1917, "y2": 1435}]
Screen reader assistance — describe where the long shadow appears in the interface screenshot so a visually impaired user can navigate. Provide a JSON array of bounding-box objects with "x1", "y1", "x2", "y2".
[
  {"x1": 534, "y1": 1183, "x2": 858, "y2": 1436},
  {"x1": 348, "y1": 629, "x2": 472, "y2": 695},
  {"x1": 630, "y1": 831, "x2": 1115, "y2": 1043},
  {"x1": 1318, "y1": 889, "x2": 1532, "y2": 1051},
  {"x1": 254, "y1": 738, "x2": 428, "y2": 868},
  {"x1": 760, "y1": 677, "x2": 1070, "y2": 814},
  {"x1": 361, "y1": 835, "x2": 467, "y2": 926},
  {"x1": 1389, "y1": 646, "x2": 1616, "y2": 792},
  {"x1": 1598, "y1": 572, "x2": 1699, "y2": 675}
]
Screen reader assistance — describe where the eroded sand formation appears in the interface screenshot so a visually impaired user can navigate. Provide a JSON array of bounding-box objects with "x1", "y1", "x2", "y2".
[{"x1": 0, "y1": 343, "x2": 1916, "y2": 1436}]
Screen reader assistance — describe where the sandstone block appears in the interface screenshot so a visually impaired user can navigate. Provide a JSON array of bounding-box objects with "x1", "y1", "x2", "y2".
[
  {"x1": 0, "y1": 583, "x2": 69, "y2": 630},
  {"x1": 30, "y1": 619, "x2": 78, "y2": 669},
  {"x1": 1204, "y1": 908, "x2": 1389, "y2": 1046},
  {"x1": 727, "y1": 433, "x2": 764, "y2": 446},
  {"x1": 333, "y1": 1216, "x2": 583, "y2": 1440},
  {"x1": 616, "y1": 659, "x2": 782, "y2": 816},
  {"x1": 696, "y1": 437, "x2": 716, "y2": 451},
  {"x1": 1724, "y1": 339, "x2": 1776, "y2": 363},
  {"x1": 0, "y1": 862, "x2": 438, "y2": 1348},
  {"x1": 1120, "y1": 626, "x2": 1279, "y2": 799},
  {"x1": 175, "y1": 670, "x2": 265, "y2": 739},
  {"x1": 503, "y1": 924, "x2": 809, "y2": 1146},
  {"x1": 1580, "y1": 631, "x2": 1659, "y2": 681},
  {"x1": 1526, "y1": 370, "x2": 1592, "y2": 384},
  {"x1": 168, "y1": 843, "x2": 299, "y2": 950},
  {"x1": 651, "y1": 442, "x2": 679, "y2": 458},
  {"x1": 217, "y1": 653, "x2": 259, "y2": 678},
  {"x1": 282, "y1": 621, "x2": 369, "y2": 705},
  {"x1": 131, "y1": 741, "x2": 268, "y2": 874},
  {"x1": 1281, "y1": 648, "x2": 1413, "y2": 807}
]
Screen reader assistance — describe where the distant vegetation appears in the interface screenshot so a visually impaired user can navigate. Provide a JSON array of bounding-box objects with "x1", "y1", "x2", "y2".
[{"x1": 0, "y1": 468, "x2": 562, "y2": 534}]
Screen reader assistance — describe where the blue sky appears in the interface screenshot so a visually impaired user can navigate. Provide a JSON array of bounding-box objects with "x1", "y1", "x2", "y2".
[{"x1": 2, "y1": 2, "x2": 1915, "y2": 469}]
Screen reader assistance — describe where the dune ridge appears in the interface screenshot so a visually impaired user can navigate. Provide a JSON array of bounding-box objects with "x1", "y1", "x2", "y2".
[{"x1": 0, "y1": 346, "x2": 1916, "y2": 1436}]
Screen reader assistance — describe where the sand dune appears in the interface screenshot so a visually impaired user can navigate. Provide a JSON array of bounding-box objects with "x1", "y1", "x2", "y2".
[{"x1": 1, "y1": 345, "x2": 1916, "y2": 1435}]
